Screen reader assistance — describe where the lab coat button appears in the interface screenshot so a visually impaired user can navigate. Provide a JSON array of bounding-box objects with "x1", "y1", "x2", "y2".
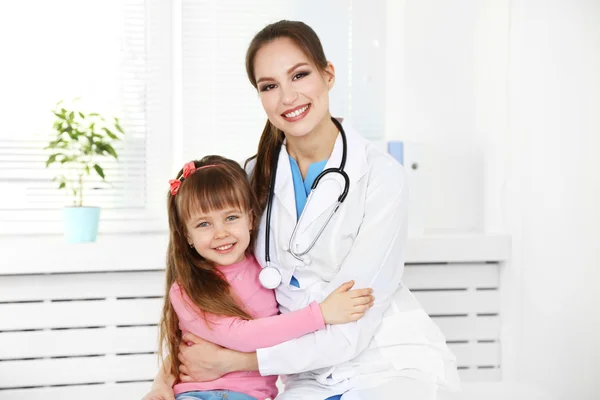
[{"x1": 282, "y1": 244, "x2": 289, "y2": 252}]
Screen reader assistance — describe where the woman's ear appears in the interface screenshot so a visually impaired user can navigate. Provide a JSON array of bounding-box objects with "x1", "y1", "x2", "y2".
[{"x1": 324, "y1": 62, "x2": 335, "y2": 90}]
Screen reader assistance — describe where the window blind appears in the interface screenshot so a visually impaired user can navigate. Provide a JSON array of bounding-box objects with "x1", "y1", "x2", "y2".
[
  {"x1": 0, "y1": 0, "x2": 172, "y2": 234},
  {"x1": 179, "y1": 0, "x2": 387, "y2": 164}
]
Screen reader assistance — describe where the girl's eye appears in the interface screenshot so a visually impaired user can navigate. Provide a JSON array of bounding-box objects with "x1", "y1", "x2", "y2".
[
  {"x1": 226, "y1": 215, "x2": 239, "y2": 222},
  {"x1": 293, "y1": 72, "x2": 309, "y2": 80},
  {"x1": 260, "y1": 84, "x2": 276, "y2": 92},
  {"x1": 197, "y1": 222, "x2": 209, "y2": 228}
]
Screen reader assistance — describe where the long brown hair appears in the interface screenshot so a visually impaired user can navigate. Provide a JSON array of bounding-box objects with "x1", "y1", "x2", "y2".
[
  {"x1": 159, "y1": 155, "x2": 260, "y2": 380},
  {"x1": 244, "y1": 20, "x2": 331, "y2": 214}
]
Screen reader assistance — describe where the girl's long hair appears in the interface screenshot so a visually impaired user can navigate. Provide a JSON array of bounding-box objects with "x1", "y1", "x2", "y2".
[
  {"x1": 244, "y1": 20, "x2": 330, "y2": 214},
  {"x1": 158, "y1": 155, "x2": 260, "y2": 380}
]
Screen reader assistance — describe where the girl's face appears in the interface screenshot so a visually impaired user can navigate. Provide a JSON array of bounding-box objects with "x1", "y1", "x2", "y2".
[
  {"x1": 253, "y1": 37, "x2": 335, "y2": 138},
  {"x1": 185, "y1": 206, "x2": 252, "y2": 266}
]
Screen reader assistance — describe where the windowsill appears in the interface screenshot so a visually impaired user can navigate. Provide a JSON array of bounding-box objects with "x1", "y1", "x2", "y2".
[
  {"x1": 0, "y1": 232, "x2": 511, "y2": 276},
  {"x1": 0, "y1": 211, "x2": 168, "y2": 236},
  {"x1": 0, "y1": 232, "x2": 169, "y2": 275}
]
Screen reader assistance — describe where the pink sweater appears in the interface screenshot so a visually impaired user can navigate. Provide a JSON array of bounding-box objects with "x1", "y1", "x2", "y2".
[{"x1": 170, "y1": 256, "x2": 325, "y2": 400}]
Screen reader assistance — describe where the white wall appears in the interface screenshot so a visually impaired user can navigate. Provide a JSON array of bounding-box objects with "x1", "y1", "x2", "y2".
[
  {"x1": 504, "y1": 1, "x2": 600, "y2": 398},
  {"x1": 387, "y1": 0, "x2": 600, "y2": 398},
  {"x1": 385, "y1": 0, "x2": 489, "y2": 234}
]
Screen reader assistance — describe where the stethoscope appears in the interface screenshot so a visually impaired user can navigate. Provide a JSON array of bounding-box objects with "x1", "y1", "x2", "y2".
[{"x1": 259, "y1": 117, "x2": 350, "y2": 289}]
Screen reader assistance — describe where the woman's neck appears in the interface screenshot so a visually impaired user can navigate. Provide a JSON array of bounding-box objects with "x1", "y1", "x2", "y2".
[{"x1": 285, "y1": 116, "x2": 338, "y2": 178}]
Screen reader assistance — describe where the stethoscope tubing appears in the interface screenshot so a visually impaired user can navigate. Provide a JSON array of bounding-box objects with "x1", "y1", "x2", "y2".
[{"x1": 262, "y1": 117, "x2": 349, "y2": 286}]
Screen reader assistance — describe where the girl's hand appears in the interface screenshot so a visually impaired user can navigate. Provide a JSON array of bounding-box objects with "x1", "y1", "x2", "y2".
[
  {"x1": 178, "y1": 333, "x2": 232, "y2": 382},
  {"x1": 141, "y1": 383, "x2": 175, "y2": 400},
  {"x1": 319, "y1": 280, "x2": 375, "y2": 324}
]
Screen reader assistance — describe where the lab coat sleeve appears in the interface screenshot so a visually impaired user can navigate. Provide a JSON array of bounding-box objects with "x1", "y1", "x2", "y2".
[
  {"x1": 256, "y1": 158, "x2": 408, "y2": 375},
  {"x1": 169, "y1": 283, "x2": 325, "y2": 353},
  {"x1": 244, "y1": 158, "x2": 256, "y2": 178}
]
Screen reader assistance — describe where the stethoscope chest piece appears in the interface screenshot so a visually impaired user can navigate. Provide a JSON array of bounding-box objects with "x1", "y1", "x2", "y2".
[{"x1": 259, "y1": 266, "x2": 282, "y2": 289}]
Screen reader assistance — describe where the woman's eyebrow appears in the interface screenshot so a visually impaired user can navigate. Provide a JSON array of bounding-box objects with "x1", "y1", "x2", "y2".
[{"x1": 256, "y1": 62, "x2": 310, "y2": 85}]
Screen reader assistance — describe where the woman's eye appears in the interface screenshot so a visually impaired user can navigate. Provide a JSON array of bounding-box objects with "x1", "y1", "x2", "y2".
[
  {"x1": 260, "y1": 84, "x2": 276, "y2": 92},
  {"x1": 293, "y1": 72, "x2": 309, "y2": 80}
]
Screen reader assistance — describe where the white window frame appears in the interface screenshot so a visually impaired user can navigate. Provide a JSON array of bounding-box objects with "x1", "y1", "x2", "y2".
[{"x1": 0, "y1": 0, "x2": 174, "y2": 236}]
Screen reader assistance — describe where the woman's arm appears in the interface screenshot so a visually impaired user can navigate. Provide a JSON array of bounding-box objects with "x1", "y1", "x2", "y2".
[
  {"x1": 177, "y1": 334, "x2": 259, "y2": 383},
  {"x1": 142, "y1": 356, "x2": 176, "y2": 400},
  {"x1": 255, "y1": 159, "x2": 408, "y2": 375}
]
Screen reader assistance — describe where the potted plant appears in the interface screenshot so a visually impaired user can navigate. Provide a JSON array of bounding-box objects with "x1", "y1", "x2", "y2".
[{"x1": 45, "y1": 100, "x2": 124, "y2": 243}]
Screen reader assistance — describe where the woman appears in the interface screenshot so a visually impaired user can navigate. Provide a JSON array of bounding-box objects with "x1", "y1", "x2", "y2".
[{"x1": 149, "y1": 20, "x2": 460, "y2": 400}]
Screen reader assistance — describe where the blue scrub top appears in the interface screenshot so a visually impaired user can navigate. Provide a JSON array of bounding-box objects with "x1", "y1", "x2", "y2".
[
  {"x1": 289, "y1": 156, "x2": 342, "y2": 400},
  {"x1": 287, "y1": 155, "x2": 327, "y2": 288},
  {"x1": 288, "y1": 156, "x2": 328, "y2": 219}
]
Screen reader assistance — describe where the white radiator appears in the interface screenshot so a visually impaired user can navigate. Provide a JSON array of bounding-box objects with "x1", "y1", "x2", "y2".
[{"x1": 0, "y1": 234, "x2": 510, "y2": 399}]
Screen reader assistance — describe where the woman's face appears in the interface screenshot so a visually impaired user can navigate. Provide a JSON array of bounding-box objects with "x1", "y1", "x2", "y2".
[{"x1": 253, "y1": 37, "x2": 335, "y2": 138}]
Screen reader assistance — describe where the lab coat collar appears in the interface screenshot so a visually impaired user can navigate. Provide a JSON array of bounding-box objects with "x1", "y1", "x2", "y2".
[
  {"x1": 274, "y1": 118, "x2": 368, "y2": 236},
  {"x1": 273, "y1": 144, "x2": 297, "y2": 221}
]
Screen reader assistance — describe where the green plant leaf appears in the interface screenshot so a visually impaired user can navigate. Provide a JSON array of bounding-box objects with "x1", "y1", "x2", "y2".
[
  {"x1": 58, "y1": 182, "x2": 66, "y2": 189},
  {"x1": 78, "y1": 112, "x2": 85, "y2": 119},
  {"x1": 45, "y1": 154, "x2": 58, "y2": 167},
  {"x1": 93, "y1": 164, "x2": 105, "y2": 179},
  {"x1": 102, "y1": 127, "x2": 118, "y2": 140},
  {"x1": 60, "y1": 155, "x2": 77, "y2": 164},
  {"x1": 114, "y1": 119, "x2": 124, "y2": 134},
  {"x1": 103, "y1": 143, "x2": 118, "y2": 159}
]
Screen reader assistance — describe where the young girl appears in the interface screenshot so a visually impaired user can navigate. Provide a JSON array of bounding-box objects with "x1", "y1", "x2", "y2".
[{"x1": 146, "y1": 155, "x2": 375, "y2": 400}]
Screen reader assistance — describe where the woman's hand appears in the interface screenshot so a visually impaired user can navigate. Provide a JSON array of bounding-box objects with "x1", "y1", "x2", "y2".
[
  {"x1": 141, "y1": 382, "x2": 175, "y2": 400},
  {"x1": 319, "y1": 280, "x2": 375, "y2": 324},
  {"x1": 178, "y1": 332, "x2": 234, "y2": 382}
]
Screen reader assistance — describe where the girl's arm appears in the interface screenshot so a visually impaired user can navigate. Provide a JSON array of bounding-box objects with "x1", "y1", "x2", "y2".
[{"x1": 171, "y1": 280, "x2": 372, "y2": 353}]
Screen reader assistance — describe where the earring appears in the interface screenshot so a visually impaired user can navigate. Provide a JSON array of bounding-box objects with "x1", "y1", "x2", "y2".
[{"x1": 189, "y1": 242, "x2": 194, "y2": 248}]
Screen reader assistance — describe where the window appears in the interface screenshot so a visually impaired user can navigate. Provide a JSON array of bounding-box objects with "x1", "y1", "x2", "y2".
[
  {"x1": 178, "y1": 0, "x2": 387, "y2": 164},
  {"x1": 0, "y1": 0, "x2": 172, "y2": 234},
  {"x1": 0, "y1": 0, "x2": 389, "y2": 235}
]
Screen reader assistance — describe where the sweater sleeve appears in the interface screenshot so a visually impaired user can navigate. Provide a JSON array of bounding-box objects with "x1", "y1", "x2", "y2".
[{"x1": 169, "y1": 283, "x2": 325, "y2": 353}]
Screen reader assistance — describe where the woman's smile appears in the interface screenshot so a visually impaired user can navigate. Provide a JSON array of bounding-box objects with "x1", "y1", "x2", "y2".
[{"x1": 281, "y1": 103, "x2": 311, "y2": 122}]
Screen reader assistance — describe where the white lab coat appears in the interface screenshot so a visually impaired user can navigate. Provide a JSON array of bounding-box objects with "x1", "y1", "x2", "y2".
[{"x1": 248, "y1": 119, "x2": 460, "y2": 399}]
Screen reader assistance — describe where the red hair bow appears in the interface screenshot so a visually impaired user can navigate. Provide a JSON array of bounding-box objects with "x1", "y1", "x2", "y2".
[
  {"x1": 182, "y1": 161, "x2": 197, "y2": 179},
  {"x1": 170, "y1": 161, "x2": 216, "y2": 196},
  {"x1": 169, "y1": 179, "x2": 182, "y2": 196}
]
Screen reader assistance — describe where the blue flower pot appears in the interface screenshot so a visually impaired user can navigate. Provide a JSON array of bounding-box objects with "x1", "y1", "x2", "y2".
[{"x1": 62, "y1": 207, "x2": 101, "y2": 243}]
